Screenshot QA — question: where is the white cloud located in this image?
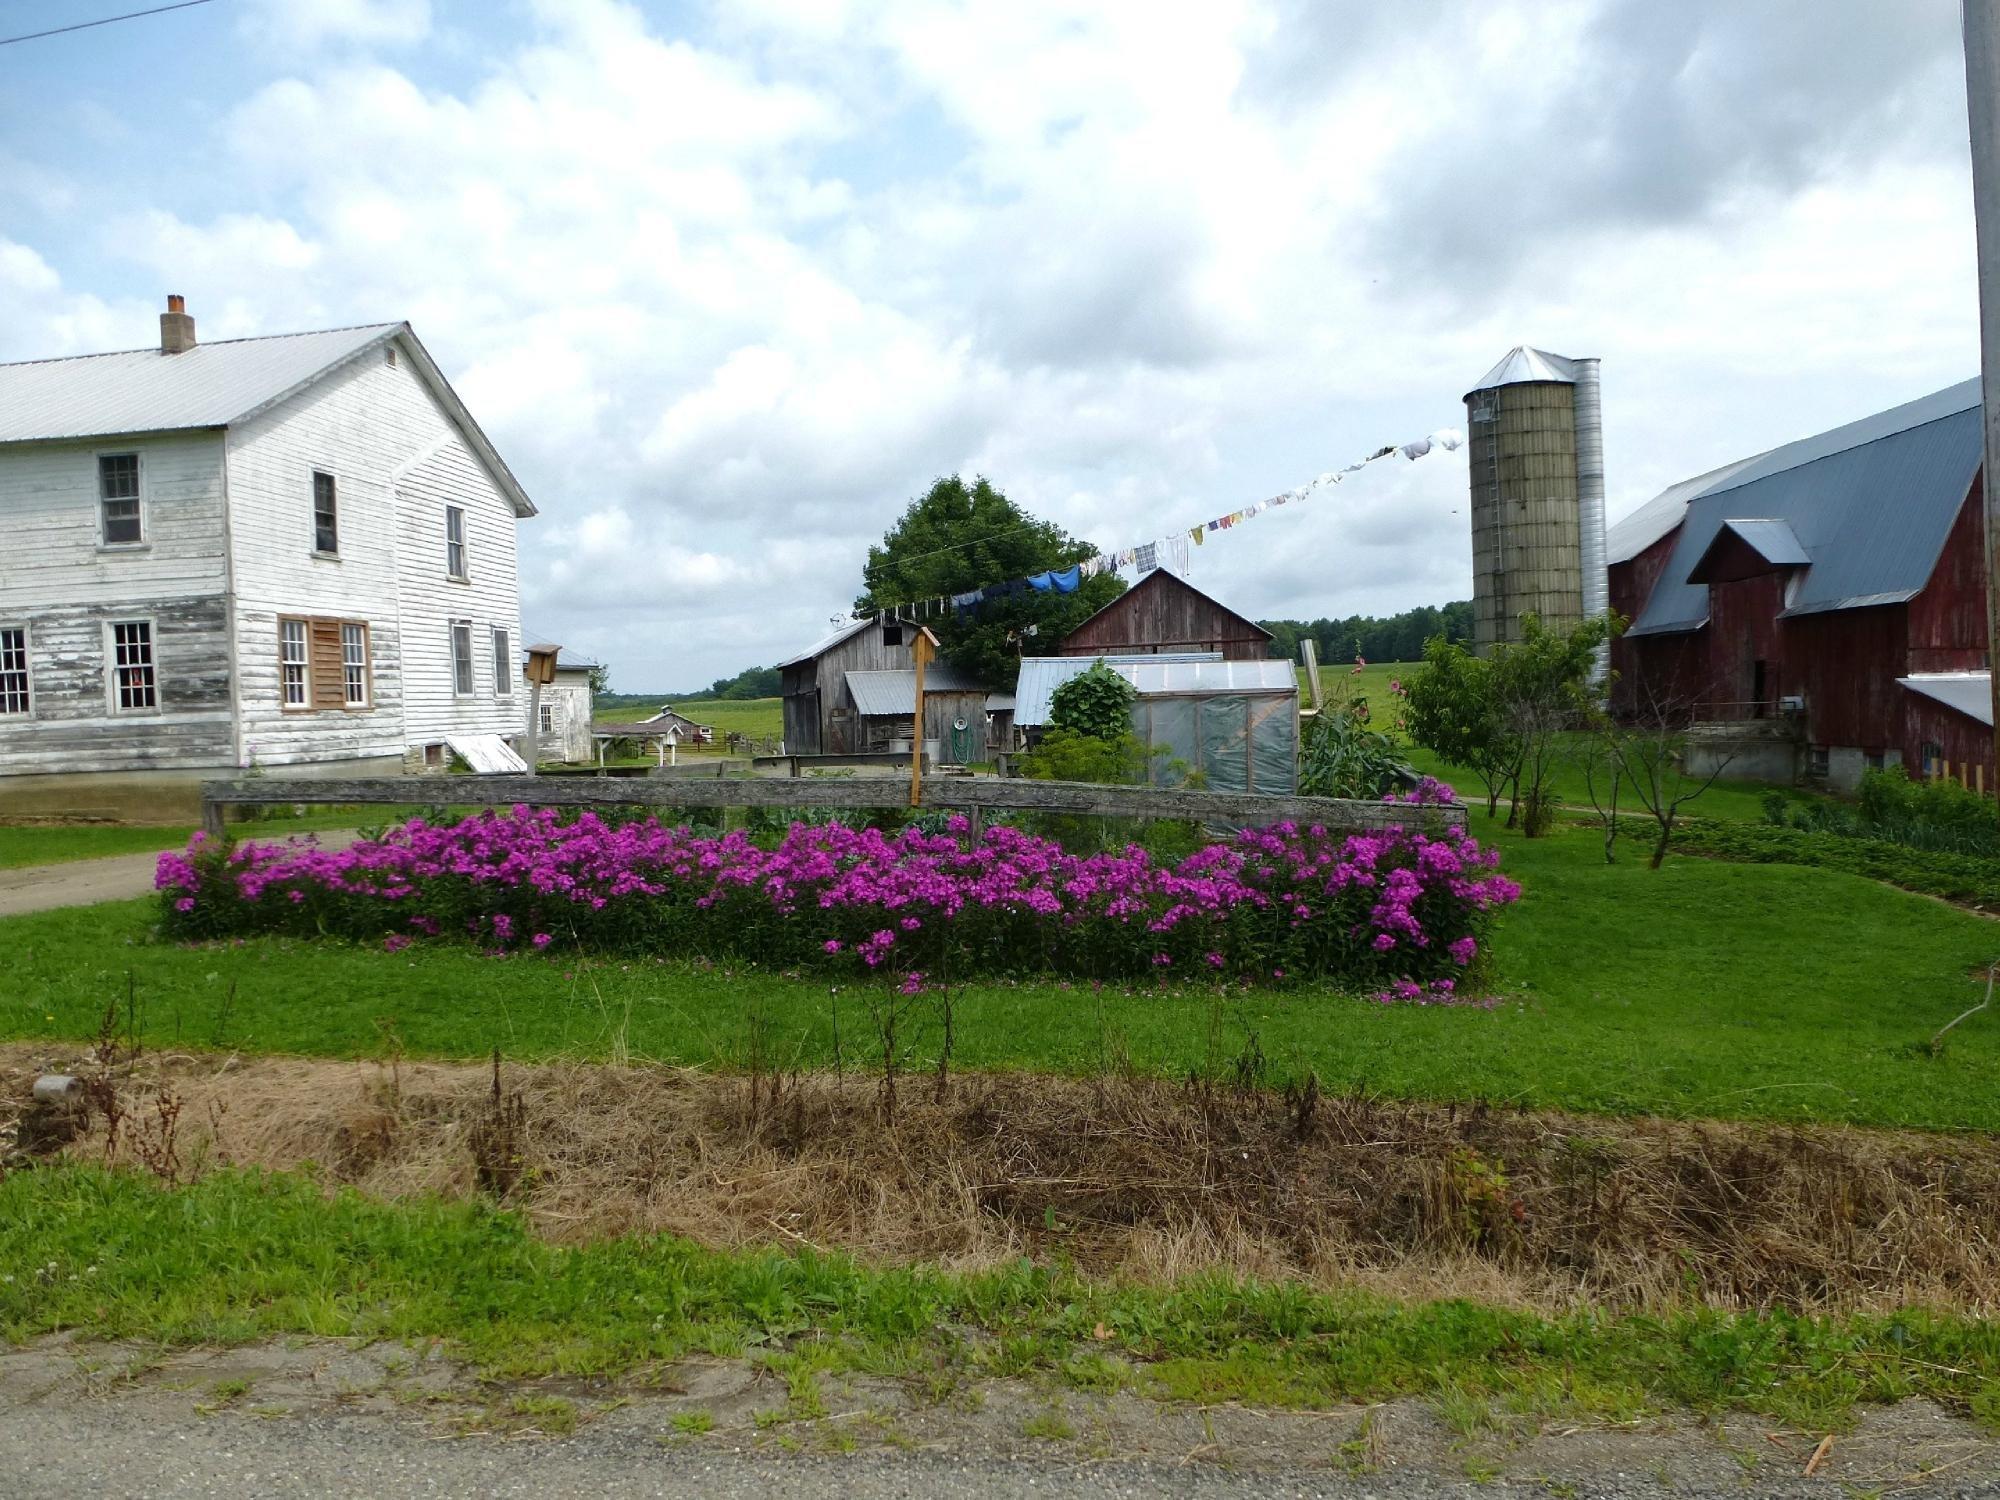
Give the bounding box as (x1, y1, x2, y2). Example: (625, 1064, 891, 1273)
(237, 0, 432, 52)
(6, 0, 1979, 686)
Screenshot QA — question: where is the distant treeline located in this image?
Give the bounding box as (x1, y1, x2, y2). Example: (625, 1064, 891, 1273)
(1259, 602, 1472, 666)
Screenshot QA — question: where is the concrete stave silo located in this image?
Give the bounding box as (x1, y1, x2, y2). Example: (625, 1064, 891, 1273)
(1463, 346, 1607, 655)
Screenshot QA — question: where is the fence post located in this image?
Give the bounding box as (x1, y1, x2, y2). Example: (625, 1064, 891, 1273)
(201, 792, 226, 841)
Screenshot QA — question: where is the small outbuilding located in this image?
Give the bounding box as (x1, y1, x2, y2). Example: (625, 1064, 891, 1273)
(522, 643, 599, 765)
(1057, 571, 1274, 660)
(777, 617, 989, 758)
(1012, 653, 1299, 794)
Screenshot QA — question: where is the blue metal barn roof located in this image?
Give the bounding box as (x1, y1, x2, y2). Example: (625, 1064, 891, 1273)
(1626, 379, 1982, 638)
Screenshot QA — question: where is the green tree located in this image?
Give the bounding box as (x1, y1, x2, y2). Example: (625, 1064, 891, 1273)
(1493, 614, 1617, 836)
(587, 663, 611, 695)
(1049, 660, 1137, 741)
(854, 476, 1124, 687)
(1403, 637, 1516, 819)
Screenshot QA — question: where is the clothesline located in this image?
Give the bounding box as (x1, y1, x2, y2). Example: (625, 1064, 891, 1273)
(855, 423, 1466, 623)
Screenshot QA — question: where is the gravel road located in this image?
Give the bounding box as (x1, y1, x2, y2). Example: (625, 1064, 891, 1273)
(0, 831, 361, 918)
(11, 1396, 1998, 1500)
(4, 1337, 1997, 1500)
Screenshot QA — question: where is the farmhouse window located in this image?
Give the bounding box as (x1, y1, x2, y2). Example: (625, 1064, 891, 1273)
(109, 621, 156, 711)
(539, 702, 554, 734)
(446, 505, 468, 580)
(450, 622, 475, 696)
(280, 616, 372, 710)
(491, 626, 512, 697)
(280, 619, 310, 707)
(312, 471, 339, 555)
(341, 623, 370, 707)
(99, 454, 143, 545)
(0, 627, 29, 715)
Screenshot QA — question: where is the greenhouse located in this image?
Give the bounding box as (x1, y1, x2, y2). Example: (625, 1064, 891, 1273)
(1011, 654, 1300, 794)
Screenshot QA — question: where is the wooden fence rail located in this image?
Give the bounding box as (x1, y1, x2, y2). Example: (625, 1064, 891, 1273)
(200, 775, 1464, 838)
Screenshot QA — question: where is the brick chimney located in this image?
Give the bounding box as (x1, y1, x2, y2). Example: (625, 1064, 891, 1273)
(159, 294, 196, 354)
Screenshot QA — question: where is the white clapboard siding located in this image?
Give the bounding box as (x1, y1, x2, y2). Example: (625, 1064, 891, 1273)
(0, 432, 235, 774)
(227, 342, 428, 768)
(393, 434, 526, 746)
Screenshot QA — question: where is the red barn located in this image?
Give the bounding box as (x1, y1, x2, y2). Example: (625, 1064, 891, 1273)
(1056, 571, 1273, 660)
(1608, 379, 1989, 791)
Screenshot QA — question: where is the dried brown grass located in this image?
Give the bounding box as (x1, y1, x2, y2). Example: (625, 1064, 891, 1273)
(6, 1041, 1999, 1315)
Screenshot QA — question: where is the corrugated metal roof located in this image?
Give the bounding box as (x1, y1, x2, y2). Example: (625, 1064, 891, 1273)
(0, 323, 402, 443)
(1692, 518, 1811, 575)
(844, 663, 983, 715)
(1899, 672, 1992, 727)
(1627, 380, 1982, 637)
(984, 692, 1016, 712)
(1607, 453, 1767, 564)
(1011, 653, 1303, 728)
(0, 318, 537, 518)
(1467, 345, 1586, 392)
(774, 618, 870, 670)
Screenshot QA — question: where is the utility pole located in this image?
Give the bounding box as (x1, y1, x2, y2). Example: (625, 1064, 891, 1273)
(1964, 0, 2000, 782)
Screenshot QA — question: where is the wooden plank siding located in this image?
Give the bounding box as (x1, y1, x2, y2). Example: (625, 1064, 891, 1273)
(227, 335, 523, 768)
(0, 431, 235, 775)
(782, 621, 947, 755)
(1057, 571, 1273, 660)
(1, 327, 531, 793)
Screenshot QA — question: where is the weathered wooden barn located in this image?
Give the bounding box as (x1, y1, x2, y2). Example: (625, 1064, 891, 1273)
(776, 618, 987, 758)
(0, 297, 535, 818)
(1608, 378, 1988, 789)
(1057, 571, 1273, 660)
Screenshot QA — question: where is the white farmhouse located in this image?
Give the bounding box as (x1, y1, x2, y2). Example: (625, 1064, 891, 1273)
(0, 297, 536, 819)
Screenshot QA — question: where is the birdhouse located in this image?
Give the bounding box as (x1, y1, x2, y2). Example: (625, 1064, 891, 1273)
(523, 644, 561, 686)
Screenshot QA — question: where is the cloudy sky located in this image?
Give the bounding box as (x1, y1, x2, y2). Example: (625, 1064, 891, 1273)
(0, 0, 1978, 688)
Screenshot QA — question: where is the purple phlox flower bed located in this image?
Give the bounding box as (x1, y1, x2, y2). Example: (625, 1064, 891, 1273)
(156, 810, 1518, 993)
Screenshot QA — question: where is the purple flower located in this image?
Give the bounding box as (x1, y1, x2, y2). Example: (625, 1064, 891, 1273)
(532, 932, 553, 949)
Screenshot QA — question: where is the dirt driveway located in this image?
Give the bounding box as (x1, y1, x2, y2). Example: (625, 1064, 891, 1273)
(0, 830, 361, 919)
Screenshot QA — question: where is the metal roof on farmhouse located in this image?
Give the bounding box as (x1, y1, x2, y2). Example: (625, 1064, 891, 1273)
(1625, 378, 1982, 638)
(0, 320, 536, 517)
(844, 664, 984, 716)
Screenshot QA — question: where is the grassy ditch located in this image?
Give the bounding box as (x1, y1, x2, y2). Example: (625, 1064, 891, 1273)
(11, 1044, 2000, 1314)
(5, 1161, 2000, 1431)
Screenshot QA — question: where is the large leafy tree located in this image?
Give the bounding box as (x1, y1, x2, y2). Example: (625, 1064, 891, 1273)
(854, 475, 1124, 686)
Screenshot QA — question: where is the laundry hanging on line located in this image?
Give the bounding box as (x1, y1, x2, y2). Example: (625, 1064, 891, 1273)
(860, 423, 1465, 623)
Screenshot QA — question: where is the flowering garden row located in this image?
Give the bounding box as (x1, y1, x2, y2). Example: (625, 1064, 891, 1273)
(156, 807, 1519, 992)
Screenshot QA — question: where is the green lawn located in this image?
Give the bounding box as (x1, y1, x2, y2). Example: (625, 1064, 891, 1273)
(0, 810, 375, 871)
(8, 1163, 1998, 1426)
(6, 818, 1998, 1131)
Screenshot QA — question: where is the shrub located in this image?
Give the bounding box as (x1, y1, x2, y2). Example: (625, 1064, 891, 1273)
(1049, 660, 1137, 741)
(157, 812, 1520, 993)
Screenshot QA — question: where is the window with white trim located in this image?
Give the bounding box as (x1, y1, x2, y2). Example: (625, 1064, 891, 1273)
(0, 627, 29, 715)
(312, 471, 339, 555)
(280, 619, 309, 707)
(491, 627, 512, 697)
(280, 615, 371, 710)
(110, 621, 156, 711)
(342, 623, 369, 707)
(446, 505, 468, 580)
(450, 622, 475, 696)
(539, 702, 555, 735)
(99, 454, 142, 545)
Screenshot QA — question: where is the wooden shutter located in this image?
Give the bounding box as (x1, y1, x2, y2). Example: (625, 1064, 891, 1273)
(309, 619, 345, 710)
